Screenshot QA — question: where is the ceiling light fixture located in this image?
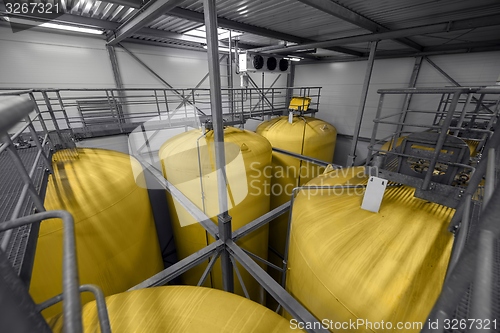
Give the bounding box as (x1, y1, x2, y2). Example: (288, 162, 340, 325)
(5, 17, 103, 34)
(203, 45, 231, 53)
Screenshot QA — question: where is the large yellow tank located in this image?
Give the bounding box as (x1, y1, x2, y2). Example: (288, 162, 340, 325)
(48, 286, 297, 332)
(256, 115, 337, 279)
(286, 167, 454, 332)
(159, 127, 272, 303)
(30, 148, 164, 318)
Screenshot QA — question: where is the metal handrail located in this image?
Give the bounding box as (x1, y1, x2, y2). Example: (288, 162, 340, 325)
(0, 211, 83, 333)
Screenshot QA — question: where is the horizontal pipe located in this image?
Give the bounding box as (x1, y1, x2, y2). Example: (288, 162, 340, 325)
(0, 96, 35, 137)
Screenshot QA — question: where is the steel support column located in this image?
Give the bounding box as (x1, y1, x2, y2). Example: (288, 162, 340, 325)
(106, 45, 127, 121)
(347, 41, 378, 166)
(394, 56, 423, 141)
(227, 31, 234, 114)
(285, 63, 296, 113)
(203, 0, 234, 293)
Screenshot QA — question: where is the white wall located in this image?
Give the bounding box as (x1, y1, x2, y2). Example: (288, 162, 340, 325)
(0, 25, 115, 89)
(0, 24, 235, 90)
(294, 51, 500, 165)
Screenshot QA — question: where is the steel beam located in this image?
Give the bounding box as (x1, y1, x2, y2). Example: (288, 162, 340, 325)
(168, 7, 363, 57)
(118, 44, 206, 115)
(296, 0, 422, 51)
(394, 56, 423, 139)
(129, 240, 223, 289)
(227, 241, 329, 333)
(298, 43, 500, 64)
(264, 14, 500, 54)
(106, 45, 127, 119)
(107, 0, 184, 45)
(232, 202, 291, 242)
(347, 41, 378, 166)
(424, 57, 495, 114)
(203, 0, 234, 293)
(273, 147, 341, 168)
(2, 12, 260, 50)
(285, 63, 296, 111)
(104, 0, 143, 9)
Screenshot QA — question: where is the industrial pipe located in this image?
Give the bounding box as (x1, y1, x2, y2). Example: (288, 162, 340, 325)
(0, 96, 35, 137)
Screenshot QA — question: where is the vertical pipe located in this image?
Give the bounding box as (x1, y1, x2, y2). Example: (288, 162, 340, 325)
(227, 30, 234, 115)
(470, 230, 495, 332)
(347, 40, 378, 166)
(203, 0, 234, 293)
(447, 147, 494, 325)
(483, 148, 496, 209)
(445, 194, 472, 281)
(286, 64, 295, 114)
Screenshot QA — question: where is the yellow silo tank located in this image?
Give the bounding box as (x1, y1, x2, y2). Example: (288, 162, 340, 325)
(286, 167, 454, 332)
(30, 148, 164, 318)
(48, 286, 297, 333)
(255, 115, 337, 277)
(159, 127, 272, 303)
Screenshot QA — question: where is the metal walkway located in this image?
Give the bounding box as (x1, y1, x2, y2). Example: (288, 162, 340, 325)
(0, 146, 51, 280)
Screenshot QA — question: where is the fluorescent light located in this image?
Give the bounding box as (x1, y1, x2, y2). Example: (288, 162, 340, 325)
(5, 17, 103, 34)
(203, 45, 231, 53)
(40, 22, 103, 34)
(285, 57, 302, 62)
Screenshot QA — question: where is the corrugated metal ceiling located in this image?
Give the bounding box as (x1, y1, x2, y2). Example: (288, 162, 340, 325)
(337, 0, 500, 29)
(2, 0, 500, 60)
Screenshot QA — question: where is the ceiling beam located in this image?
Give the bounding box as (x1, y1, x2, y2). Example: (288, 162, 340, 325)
(168, 7, 363, 57)
(104, 0, 143, 9)
(422, 40, 500, 52)
(266, 14, 500, 54)
(296, 0, 423, 51)
(299, 41, 500, 64)
(107, 0, 184, 45)
(2, 12, 258, 49)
